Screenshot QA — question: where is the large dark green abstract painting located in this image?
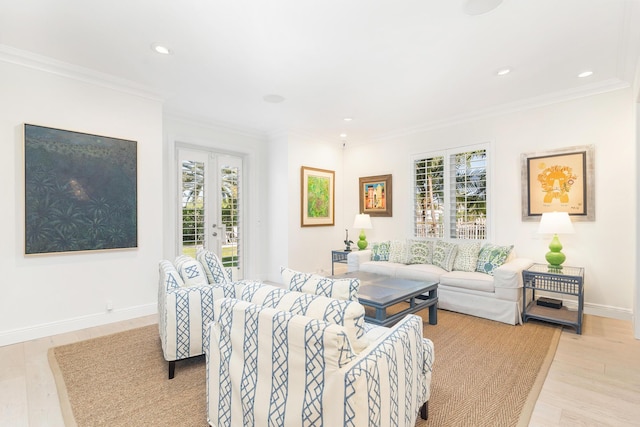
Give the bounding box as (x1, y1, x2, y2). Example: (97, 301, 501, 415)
(24, 124, 137, 254)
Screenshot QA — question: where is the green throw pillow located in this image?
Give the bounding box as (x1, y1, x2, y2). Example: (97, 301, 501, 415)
(453, 242, 481, 272)
(432, 240, 458, 272)
(370, 241, 391, 261)
(476, 244, 514, 275)
(389, 240, 410, 264)
(408, 239, 433, 264)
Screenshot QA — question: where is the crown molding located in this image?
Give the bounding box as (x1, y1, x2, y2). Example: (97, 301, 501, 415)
(0, 44, 162, 102)
(372, 78, 631, 142)
(163, 108, 268, 141)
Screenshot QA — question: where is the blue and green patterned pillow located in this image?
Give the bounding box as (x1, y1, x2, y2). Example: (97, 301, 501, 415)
(476, 244, 514, 275)
(370, 241, 391, 261)
(432, 240, 458, 272)
(453, 242, 482, 272)
(408, 239, 433, 264)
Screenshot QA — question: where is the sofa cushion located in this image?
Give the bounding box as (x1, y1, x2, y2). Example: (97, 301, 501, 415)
(240, 283, 369, 353)
(395, 263, 444, 283)
(453, 241, 482, 272)
(197, 248, 230, 284)
(432, 240, 458, 272)
(476, 244, 514, 276)
(389, 240, 410, 264)
(370, 241, 391, 261)
(359, 261, 403, 277)
(440, 271, 495, 293)
(408, 239, 433, 264)
(174, 255, 209, 287)
(280, 267, 360, 301)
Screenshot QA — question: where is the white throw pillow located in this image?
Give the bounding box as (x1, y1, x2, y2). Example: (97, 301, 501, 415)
(389, 239, 410, 264)
(174, 255, 209, 287)
(197, 248, 230, 284)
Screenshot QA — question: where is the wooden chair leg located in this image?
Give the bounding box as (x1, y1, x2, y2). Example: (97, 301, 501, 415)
(168, 361, 176, 379)
(420, 401, 428, 420)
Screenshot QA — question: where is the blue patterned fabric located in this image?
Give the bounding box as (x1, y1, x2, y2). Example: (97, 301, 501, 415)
(197, 248, 232, 283)
(242, 283, 369, 353)
(158, 258, 261, 365)
(206, 300, 433, 427)
(281, 266, 360, 301)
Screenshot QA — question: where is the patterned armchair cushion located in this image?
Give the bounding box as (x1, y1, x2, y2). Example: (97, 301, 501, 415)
(207, 302, 433, 427)
(159, 260, 185, 290)
(241, 282, 369, 353)
(197, 248, 231, 284)
(174, 255, 209, 287)
(280, 266, 360, 301)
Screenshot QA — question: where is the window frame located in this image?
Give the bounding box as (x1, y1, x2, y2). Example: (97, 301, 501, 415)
(412, 143, 491, 241)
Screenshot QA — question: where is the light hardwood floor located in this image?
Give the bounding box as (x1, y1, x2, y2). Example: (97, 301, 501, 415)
(1, 312, 638, 426)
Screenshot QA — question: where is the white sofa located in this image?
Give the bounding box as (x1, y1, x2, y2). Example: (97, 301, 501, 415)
(206, 282, 434, 427)
(347, 243, 533, 325)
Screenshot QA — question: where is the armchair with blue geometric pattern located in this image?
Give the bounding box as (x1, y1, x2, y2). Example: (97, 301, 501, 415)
(157, 250, 260, 379)
(206, 294, 434, 426)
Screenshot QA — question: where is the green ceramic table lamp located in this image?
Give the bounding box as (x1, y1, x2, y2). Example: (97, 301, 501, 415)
(353, 213, 373, 250)
(538, 211, 575, 268)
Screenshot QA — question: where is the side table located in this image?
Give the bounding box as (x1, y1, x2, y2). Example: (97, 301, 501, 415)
(331, 250, 351, 275)
(522, 263, 584, 334)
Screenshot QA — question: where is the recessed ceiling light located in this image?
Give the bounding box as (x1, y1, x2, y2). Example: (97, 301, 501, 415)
(463, 0, 503, 15)
(578, 70, 593, 78)
(263, 94, 285, 103)
(340, 133, 347, 138)
(496, 68, 511, 76)
(343, 117, 353, 122)
(152, 44, 171, 55)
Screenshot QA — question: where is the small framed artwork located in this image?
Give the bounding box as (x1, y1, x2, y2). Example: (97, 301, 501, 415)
(521, 145, 594, 221)
(24, 124, 138, 254)
(359, 174, 392, 217)
(301, 166, 335, 227)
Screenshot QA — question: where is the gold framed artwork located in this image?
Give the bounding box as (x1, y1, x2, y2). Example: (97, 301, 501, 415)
(359, 174, 392, 217)
(521, 145, 594, 221)
(300, 166, 335, 227)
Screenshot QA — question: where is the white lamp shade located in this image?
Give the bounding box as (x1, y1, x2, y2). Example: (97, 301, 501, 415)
(353, 213, 372, 229)
(538, 211, 575, 234)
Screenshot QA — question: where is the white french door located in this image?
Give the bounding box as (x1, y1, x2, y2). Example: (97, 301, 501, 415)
(178, 148, 243, 280)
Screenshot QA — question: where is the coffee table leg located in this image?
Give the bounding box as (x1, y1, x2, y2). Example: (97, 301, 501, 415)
(428, 304, 437, 325)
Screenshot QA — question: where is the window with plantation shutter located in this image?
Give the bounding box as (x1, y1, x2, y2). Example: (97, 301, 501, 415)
(413, 145, 488, 240)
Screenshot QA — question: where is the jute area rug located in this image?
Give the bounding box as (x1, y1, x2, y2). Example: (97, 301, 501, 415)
(48, 310, 560, 427)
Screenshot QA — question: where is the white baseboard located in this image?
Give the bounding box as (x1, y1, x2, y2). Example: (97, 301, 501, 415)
(561, 299, 633, 321)
(0, 303, 157, 347)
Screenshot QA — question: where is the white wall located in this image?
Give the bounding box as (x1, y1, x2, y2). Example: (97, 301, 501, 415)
(0, 58, 164, 346)
(281, 134, 346, 278)
(163, 115, 270, 280)
(338, 88, 636, 319)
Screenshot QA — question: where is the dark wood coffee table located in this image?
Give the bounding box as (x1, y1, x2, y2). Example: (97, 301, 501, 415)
(333, 271, 438, 327)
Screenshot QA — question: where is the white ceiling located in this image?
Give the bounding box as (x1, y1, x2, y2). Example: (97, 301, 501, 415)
(1, 0, 639, 144)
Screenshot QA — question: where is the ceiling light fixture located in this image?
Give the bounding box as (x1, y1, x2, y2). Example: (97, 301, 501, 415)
(263, 94, 285, 103)
(152, 44, 171, 55)
(463, 0, 503, 16)
(578, 70, 593, 78)
(496, 67, 511, 76)
(340, 133, 347, 138)
(343, 117, 353, 122)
